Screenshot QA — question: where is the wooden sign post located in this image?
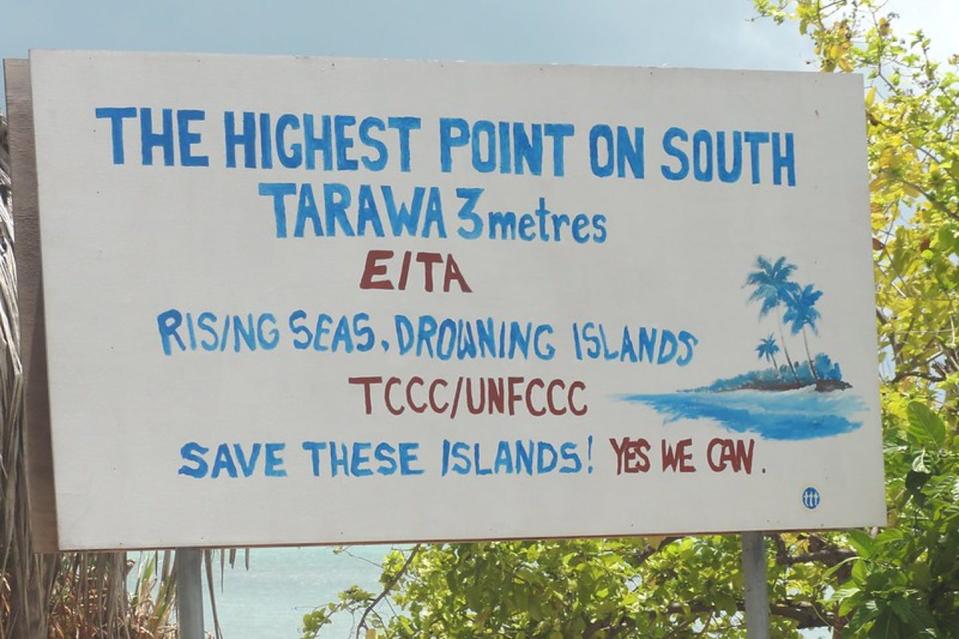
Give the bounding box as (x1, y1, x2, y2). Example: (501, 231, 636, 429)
(4, 58, 58, 553)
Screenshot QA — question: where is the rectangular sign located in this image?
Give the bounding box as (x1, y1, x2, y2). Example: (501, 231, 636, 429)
(25, 50, 884, 550)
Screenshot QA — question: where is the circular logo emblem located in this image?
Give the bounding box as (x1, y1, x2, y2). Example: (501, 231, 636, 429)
(802, 486, 821, 510)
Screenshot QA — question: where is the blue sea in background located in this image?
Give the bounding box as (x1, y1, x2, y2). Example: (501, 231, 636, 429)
(622, 389, 865, 440)
(149, 546, 391, 638)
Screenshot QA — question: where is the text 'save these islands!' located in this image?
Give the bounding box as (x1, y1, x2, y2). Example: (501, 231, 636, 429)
(22, 50, 884, 550)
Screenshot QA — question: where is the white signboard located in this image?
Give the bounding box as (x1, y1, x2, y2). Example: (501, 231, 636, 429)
(27, 50, 884, 550)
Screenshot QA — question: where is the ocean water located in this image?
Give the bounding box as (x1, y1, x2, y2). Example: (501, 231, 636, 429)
(165, 545, 392, 638)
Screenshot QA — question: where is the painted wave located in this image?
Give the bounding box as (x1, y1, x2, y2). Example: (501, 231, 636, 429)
(620, 389, 866, 440)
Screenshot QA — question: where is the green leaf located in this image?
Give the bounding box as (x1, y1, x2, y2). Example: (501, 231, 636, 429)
(847, 530, 876, 558)
(888, 597, 916, 623)
(851, 557, 868, 584)
(835, 586, 861, 616)
(907, 401, 945, 448)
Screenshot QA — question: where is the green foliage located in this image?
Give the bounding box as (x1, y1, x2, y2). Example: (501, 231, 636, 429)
(838, 401, 959, 636)
(306, 2, 958, 636)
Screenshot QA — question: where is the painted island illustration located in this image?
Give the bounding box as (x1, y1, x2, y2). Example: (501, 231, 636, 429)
(622, 256, 865, 441)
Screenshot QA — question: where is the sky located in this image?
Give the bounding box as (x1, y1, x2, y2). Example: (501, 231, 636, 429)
(0, 0, 811, 74)
(3, 1, 956, 106)
(1, 0, 811, 106)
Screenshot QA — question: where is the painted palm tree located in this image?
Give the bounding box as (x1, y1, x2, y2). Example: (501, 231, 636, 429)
(745, 256, 801, 381)
(783, 283, 823, 382)
(755, 334, 782, 377)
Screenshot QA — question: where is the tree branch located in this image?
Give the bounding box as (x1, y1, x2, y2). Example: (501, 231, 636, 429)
(779, 548, 857, 566)
(889, 369, 947, 384)
(662, 600, 839, 630)
(355, 545, 421, 639)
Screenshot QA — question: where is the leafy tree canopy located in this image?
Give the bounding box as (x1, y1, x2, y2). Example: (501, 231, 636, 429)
(305, 2, 958, 636)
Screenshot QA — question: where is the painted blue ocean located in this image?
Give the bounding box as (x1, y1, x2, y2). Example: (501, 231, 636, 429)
(621, 389, 866, 440)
